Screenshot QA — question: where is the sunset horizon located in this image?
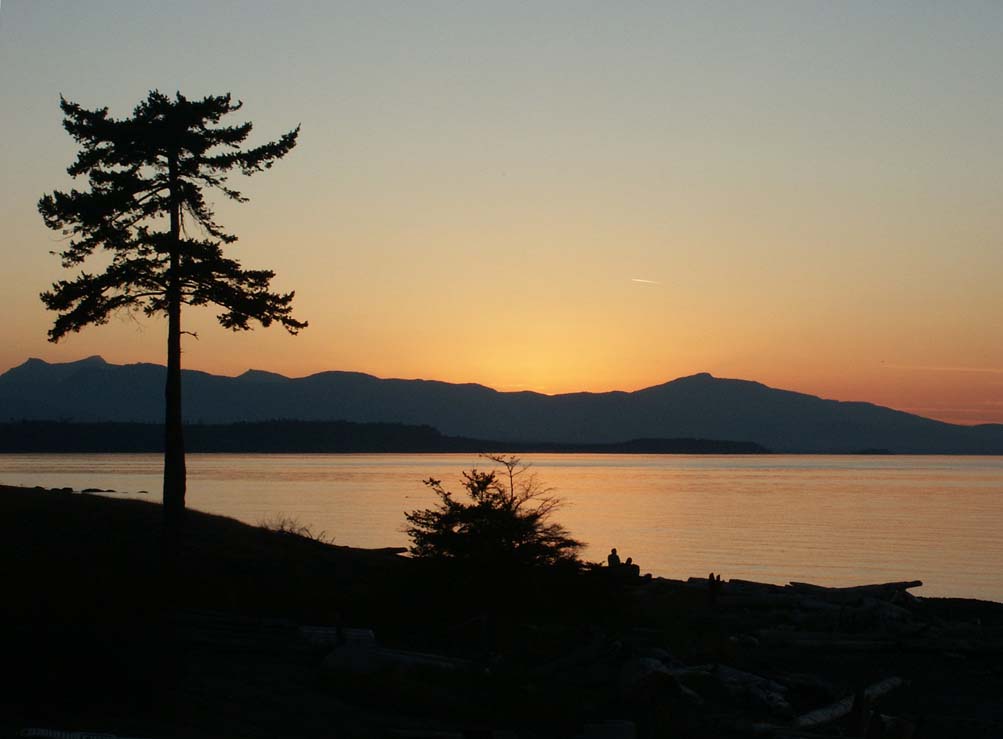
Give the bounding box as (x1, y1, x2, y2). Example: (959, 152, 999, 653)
(4, 350, 1001, 428)
(4, 3, 1001, 431)
(3, 4, 1003, 733)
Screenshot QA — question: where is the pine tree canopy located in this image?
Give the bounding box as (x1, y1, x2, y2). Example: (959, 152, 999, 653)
(405, 455, 584, 569)
(38, 90, 306, 341)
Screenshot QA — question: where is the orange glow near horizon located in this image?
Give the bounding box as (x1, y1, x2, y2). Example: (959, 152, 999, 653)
(7, 317, 1001, 427)
(2, 4, 1001, 427)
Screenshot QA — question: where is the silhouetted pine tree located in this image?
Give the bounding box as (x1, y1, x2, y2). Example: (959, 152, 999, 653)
(405, 455, 583, 569)
(38, 91, 306, 531)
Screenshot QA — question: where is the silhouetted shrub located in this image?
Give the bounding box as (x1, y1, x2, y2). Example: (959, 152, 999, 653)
(404, 454, 583, 569)
(260, 514, 331, 544)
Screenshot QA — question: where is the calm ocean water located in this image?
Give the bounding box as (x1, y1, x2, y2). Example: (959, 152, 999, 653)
(3, 453, 1001, 601)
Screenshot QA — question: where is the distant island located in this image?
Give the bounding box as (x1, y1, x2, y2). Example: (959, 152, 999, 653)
(0, 420, 767, 455)
(2, 356, 1002, 454)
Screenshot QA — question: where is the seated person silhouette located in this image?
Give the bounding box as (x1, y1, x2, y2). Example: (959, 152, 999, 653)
(625, 556, 641, 577)
(607, 547, 621, 568)
(708, 572, 723, 605)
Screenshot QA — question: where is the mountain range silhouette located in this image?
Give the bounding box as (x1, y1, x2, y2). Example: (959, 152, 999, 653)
(2, 356, 1001, 453)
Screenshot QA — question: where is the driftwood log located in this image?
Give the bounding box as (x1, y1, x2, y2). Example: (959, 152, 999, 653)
(750, 676, 905, 735)
(792, 675, 905, 728)
(787, 581, 922, 603)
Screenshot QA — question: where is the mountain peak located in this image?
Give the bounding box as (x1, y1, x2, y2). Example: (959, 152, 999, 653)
(639, 372, 718, 392)
(678, 372, 715, 382)
(9, 355, 106, 373)
(2, 355, 110, 387)
(238, 369, 289, 383)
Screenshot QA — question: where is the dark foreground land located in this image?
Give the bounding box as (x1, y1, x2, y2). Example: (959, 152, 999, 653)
(3, 485, 1002, 739)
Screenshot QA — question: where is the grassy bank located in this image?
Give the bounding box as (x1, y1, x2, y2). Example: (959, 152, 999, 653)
(3, 484, 1002, 738)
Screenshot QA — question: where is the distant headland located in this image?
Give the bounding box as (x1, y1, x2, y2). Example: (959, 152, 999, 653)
(0, 419, 767, 455)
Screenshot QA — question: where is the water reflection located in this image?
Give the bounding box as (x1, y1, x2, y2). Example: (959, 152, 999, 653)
(1, 453, 1001, 599)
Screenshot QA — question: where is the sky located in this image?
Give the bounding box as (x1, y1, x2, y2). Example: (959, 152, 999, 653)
(1, 2, 1001, 424)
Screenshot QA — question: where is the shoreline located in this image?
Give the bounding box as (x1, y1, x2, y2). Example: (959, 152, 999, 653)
(5, 483, 1002, 608)
(5, 477, 1003, 603)
(4, 483, 1003, 737)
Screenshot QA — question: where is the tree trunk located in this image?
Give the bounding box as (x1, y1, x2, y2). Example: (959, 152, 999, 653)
(163, 151, 186, 533)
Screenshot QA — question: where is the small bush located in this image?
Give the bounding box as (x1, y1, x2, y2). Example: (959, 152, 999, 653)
(404, 454, 583, 569)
